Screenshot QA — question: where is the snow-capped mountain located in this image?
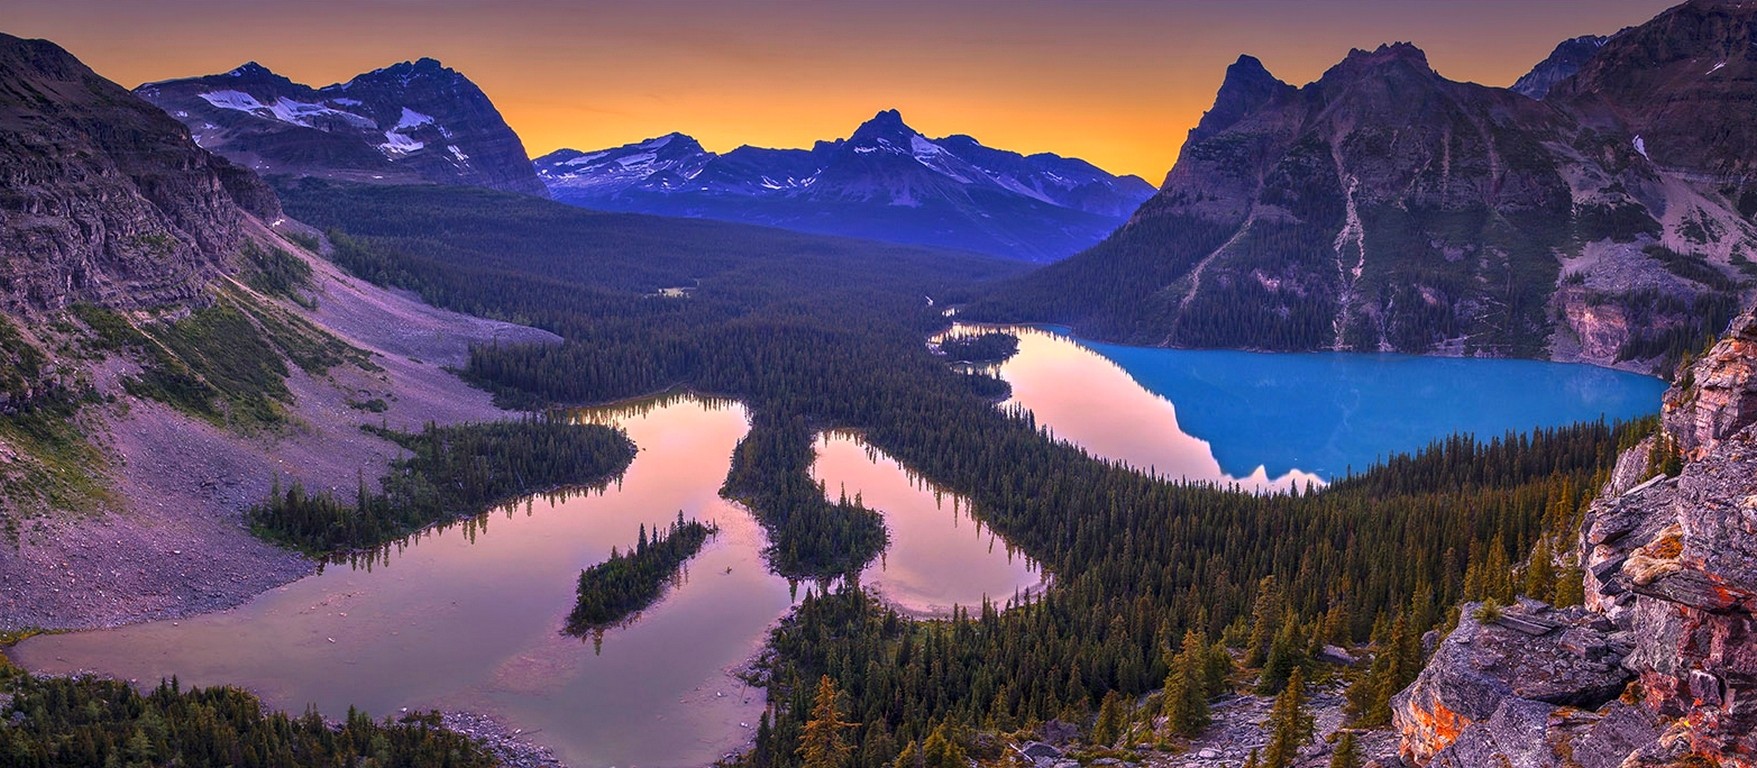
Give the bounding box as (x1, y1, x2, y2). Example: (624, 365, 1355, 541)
(534, 110, 1155, 261)
(134, 59, 546, 196)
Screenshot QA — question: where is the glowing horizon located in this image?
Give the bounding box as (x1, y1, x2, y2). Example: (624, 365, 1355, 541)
(4, 0, 1675, 182)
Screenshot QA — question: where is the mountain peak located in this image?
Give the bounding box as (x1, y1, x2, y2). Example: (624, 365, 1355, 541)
(860, 108, 911, 132)
(1510, 34, 1611, 100)
(639, 132, 706, 155)
(1228, 54, 1274, 80)
(354, 57, 461, 87)
(870, 108, 904, 123)
(1188, 53, 1293, 144)
(226, 61, 275, 78)
(1319, 42, 1436, 86)
(1344, 42, 1430, 68)
(847, 108, 921, 147)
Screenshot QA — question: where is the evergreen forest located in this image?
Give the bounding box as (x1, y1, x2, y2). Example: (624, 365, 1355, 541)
(272, 182, 1641, 767)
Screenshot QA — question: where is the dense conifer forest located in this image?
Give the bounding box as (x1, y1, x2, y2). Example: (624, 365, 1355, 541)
(277, 182, 1638, 767)
(0, 662, 495, 768)
(250, 418, 635, 558)
(935, 331, 1019, 364)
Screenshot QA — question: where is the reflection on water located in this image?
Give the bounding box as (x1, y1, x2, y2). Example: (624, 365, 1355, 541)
(954, 324, 1667, 486)
(959, 326, 1323, 491)
(811, 432, 1044, 616)
(17, 395, 795, 768)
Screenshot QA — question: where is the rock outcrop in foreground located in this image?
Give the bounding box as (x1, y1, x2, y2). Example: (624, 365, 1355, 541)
(1395, 306, 1757, 767)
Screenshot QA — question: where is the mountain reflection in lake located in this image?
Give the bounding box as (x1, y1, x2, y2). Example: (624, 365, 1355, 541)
(812, 431, 1044, 617)
(18, 395, 792, 768)
(953, 324, 1667, 488)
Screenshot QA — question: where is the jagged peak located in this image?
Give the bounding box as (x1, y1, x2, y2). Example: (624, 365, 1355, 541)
(340, 56, 465, 90)
(866, 108, 906, 127)
(1225, 54, 1280, 85)
(1313, 41, 1440, 90)
(1186, 53, 1294, 145)
(1340, 42, 1431, 70)
(846, 108, 923, 147)
(381, 56, 452, 74)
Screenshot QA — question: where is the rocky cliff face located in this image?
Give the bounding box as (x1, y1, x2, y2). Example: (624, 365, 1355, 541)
(1663, 308, 1757, 459)
(1510, 35, 1612, 100)
(134, 58, 546, 197)
(1396, 306, 1757, 767)
(1554, 0, 1757, 186)
(0, 33, 276, 315)
(970, 1, 1757, 374)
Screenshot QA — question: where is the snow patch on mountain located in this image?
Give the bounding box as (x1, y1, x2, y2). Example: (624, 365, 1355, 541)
(380, 130, 424, 156)
(198, 90, 374, 129)
(395, 107, 435, 130)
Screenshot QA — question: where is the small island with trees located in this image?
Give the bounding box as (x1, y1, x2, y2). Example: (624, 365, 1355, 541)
(566, 513, 718, 635)
(936, 331, 1020, 364)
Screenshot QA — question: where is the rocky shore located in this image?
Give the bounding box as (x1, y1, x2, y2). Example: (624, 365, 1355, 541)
(441, 711, 566, 768)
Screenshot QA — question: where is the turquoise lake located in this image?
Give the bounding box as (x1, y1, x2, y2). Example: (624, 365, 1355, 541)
(965, 325, 1670, 486)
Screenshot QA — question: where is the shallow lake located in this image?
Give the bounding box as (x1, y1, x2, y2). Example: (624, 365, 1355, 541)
(959, 324, 1669, 490)
(814, 431, 1044, 616)
(16, 394, 1039, 768)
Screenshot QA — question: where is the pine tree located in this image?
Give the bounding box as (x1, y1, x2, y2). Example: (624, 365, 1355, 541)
(1551, 565, 1586, 607)
(1245, 577, 1283, 667)
(1205, 640, 1233, 697)
(1262, 667, 1313, 768)
(1522, 537, 1556, 600)
(1329, 731, 1360, 768)
(1090, 690, 1126, 747)
(892, 740, 921, 768)
(1257, 619, 1306, 695)
(1162, 630, 1210, 737)
(797, 675, 857, 768)
(921, 721, 966, 768)
(754, 711, 775, 768)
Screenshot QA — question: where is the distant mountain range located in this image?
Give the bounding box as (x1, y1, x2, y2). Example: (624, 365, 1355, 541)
(133, 58, 546, 196)
(534, 110, 1155, 261)
(968, 0, 1757, 373)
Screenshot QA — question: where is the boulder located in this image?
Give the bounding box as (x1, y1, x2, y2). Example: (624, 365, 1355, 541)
(1316, 644, 1360, 666)
(1391, 602, 1630, 764)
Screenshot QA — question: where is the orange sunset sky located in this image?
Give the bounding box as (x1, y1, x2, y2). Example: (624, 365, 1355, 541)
(5, 0, 1677, 182)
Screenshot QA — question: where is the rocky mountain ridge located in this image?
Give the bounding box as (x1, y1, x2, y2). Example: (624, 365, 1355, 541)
(0, 32, 277, 316)
(1509, 35, 1613, 99)
(535, 110, 1156, 261)
(134, 58, 546, 196)
(1391, 305, 1757, 767)
(0, 33, 553, 630)
(968, 0, 1757, 374)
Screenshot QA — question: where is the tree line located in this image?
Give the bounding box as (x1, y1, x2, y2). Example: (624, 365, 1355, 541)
(0, 667, 495, 768)
(278, 181, 1639, 767)
(250, 417, 634, 558)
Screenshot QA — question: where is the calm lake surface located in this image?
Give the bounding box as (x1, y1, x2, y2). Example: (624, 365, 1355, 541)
(17, 394, 1037, 768)
(962, 324, 1669, 489)
(815, 432, 1043, 615)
